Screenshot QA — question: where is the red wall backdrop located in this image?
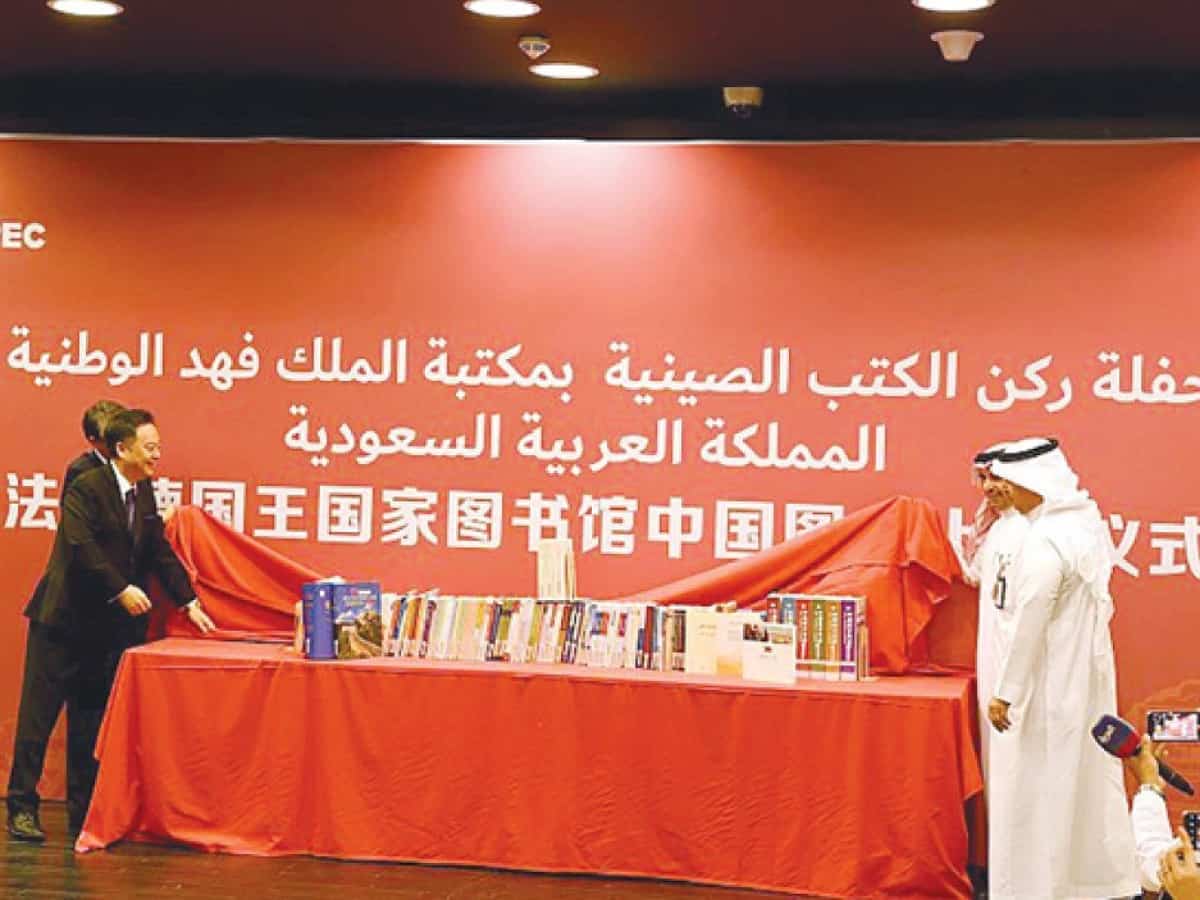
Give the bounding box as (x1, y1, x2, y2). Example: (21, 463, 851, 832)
(1, 139, 1197, 799)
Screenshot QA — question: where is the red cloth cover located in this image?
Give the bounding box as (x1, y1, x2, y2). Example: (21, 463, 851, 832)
(627, 495, 962, 674)
(147, 506, 316, 640)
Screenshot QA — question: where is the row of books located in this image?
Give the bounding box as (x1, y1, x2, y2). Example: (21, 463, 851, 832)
(384, 594, 803, 685)
(384, 595, 646, 667)
(299, 581, 870, 684)
(764, 593, 868, 681)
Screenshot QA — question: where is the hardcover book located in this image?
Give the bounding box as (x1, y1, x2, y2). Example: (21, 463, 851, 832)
(809, 597, 826, 679)
(301, 581, 336, 660)
(840, 596, 863, 681)
(333, 581, 382, 659)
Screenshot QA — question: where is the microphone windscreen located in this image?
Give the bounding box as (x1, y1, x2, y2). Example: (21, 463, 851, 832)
(1092, 713, 1141, 759)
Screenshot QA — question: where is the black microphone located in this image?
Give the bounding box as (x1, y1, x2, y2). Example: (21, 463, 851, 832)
(1091, 713, 1195, 796)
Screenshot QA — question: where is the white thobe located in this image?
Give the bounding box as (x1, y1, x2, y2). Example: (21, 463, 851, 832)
(966, 509, 1030, 783)
(989, 506, 1139, 900)
(1130, 789, 1175, 893)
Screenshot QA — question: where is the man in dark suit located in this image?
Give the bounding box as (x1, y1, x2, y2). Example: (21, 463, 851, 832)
(6, 408, 216, 841)
(60, 400, 125, 502)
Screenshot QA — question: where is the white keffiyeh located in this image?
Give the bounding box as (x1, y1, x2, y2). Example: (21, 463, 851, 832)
(991, 437, 1116, 630)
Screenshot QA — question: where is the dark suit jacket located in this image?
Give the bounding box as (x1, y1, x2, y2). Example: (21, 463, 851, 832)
(25, 463, 195, 635)
(59, 450, 105, 505)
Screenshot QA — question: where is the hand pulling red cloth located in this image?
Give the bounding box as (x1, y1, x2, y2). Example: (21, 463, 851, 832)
(146, 506, 320, 640)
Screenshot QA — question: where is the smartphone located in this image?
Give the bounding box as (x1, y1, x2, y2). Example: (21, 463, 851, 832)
(1148, 710, 1200, 742)
(1184, 811, 1200, 851)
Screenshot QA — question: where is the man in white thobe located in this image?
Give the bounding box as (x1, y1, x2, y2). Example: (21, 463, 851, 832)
(961, 443, 1030, 783)
(985, 437, 1138, 900)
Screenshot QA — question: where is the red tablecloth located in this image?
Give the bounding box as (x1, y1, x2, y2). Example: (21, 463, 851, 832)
(78, 639, 982, 899)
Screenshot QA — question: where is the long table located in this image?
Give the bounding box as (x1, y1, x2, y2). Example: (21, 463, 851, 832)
(77, 638, 982, 899)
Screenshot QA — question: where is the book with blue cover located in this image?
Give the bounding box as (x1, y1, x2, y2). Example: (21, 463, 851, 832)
(301, 581, 336, 660)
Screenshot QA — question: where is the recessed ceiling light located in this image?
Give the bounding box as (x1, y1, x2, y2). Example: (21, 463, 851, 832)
(912, 0, 995, 11)
(530, 63, 599, 80)
(47, 0, 124, 15)
(463, 0, 541, 18)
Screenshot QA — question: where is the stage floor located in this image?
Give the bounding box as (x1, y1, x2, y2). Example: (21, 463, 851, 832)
(10, 803, 834, 899)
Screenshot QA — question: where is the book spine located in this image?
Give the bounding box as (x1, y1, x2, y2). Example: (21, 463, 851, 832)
(577, 601, 594, 665)
(649, 607, 662, 671)
(301, 583, 335, 660)
(330, 583, 349, 660)
(300, 584, 315, 658)
(553, 603, 570, 663)
(447, 597, 464, 660)
(673, 609, 687, 671)
(426, 596, 441, 659)
(536, 603, 552, 663)
(574, 601, 590, 665)
(570, 601, 589, 665)
(795, 598, 811, 678)
(381, 595, 399, 657)
(857, 619, 871, 680)
(433, 596, 452, 659)
(472, 599, 488, 661)
(662, 610, 672, 671)
(840, 597, 858, 681)
(528, 601, 545, 664)
(427, 596, 443, 659)
(446, 596, 461, 660)
(613, 610, 625, 669)
(506, 599, 521, 663)
(470, 600, 484, 662)
(647, 604, 658, 669)
(507, 598, 523, 664)
(810, 598, 825, 679)
(497, 599, 515, 662)
(484, 599, 500, 661)
(825, 599, 841, 682)
(598, 607, 611, 667)
(519, 598, 536, 663)
(589, 608, 605, 668)
(402, 595, 419, 657)
(626, 607, 641, 670)
(657, 609, 669, 672)
(636, 605, 647, 670)
(420, 597, 437, 659)
(560, 602, 577, 663)
(606, 608, 618, 668)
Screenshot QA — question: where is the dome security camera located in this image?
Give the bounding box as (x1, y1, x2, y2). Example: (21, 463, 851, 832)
(722, 86, 764, 118)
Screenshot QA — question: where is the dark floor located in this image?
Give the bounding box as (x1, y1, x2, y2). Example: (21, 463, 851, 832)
(2, 803, 811, 899)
